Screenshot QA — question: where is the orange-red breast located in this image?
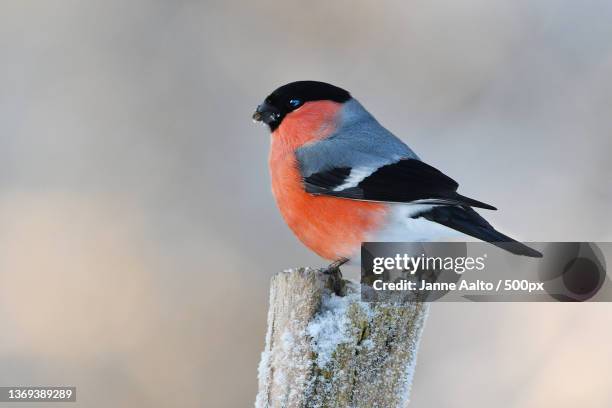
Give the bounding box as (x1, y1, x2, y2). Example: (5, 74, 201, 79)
(253, 81, 541, 265)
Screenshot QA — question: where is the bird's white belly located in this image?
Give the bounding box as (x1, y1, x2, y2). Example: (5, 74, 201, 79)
(346, 203, 461, 265)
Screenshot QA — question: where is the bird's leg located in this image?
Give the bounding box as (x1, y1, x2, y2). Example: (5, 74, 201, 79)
(321, 257, 349, 296)
(323, 257, 349, 275)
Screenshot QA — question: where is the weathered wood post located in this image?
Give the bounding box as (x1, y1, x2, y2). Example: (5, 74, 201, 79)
(255, 268, 428, 408)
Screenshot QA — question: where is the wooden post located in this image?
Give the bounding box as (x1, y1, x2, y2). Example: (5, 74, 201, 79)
(255, 268, 428, 408)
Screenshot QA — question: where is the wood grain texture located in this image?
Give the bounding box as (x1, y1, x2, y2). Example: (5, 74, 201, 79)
(256, 268, 428, 408)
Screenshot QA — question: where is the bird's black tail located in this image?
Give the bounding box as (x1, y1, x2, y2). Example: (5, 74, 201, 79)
(419, 206, 542, 258)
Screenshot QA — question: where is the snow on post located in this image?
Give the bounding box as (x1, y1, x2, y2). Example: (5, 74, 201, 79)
(255, 268, 428, 408)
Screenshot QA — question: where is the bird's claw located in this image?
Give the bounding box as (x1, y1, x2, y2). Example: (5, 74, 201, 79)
(322, 257, 349, 275)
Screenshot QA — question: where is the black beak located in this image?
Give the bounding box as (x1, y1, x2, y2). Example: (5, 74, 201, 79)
(252, 101, 281, 127)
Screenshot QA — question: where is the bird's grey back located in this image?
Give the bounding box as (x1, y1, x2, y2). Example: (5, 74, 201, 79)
(296, 98, 418, 177)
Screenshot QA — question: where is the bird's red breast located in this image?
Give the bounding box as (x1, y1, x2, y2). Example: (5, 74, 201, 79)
(269, 100, 388, 260)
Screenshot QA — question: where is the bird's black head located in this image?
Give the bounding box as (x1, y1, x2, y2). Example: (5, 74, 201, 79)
(252, 81, 351, 131)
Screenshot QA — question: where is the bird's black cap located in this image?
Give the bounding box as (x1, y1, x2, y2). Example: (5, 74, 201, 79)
(253, 81, 351, 131)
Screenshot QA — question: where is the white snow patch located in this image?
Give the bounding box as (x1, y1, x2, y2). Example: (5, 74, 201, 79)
(306, 283, 369, 367)
(255, 327, 272, 408)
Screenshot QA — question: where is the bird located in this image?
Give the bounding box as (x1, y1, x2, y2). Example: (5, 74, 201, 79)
(252, 80, 541, 271)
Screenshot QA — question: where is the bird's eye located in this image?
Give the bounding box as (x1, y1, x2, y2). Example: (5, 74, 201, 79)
(288, 99, 301, 108)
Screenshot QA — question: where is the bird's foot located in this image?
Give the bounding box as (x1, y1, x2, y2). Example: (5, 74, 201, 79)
(321, 258, 348, 295)
(322, 257, 349, 275)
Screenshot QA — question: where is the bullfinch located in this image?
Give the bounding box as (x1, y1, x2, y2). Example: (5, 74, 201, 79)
(252, 81, 541, 270)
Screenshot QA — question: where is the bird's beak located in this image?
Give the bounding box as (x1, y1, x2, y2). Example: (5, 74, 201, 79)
(252, 102, 269, 123)
(252, 110, 263, 122)
(252, 101, 281, 127)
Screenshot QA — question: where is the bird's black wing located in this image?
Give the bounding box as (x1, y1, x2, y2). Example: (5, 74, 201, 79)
(302, 158, 496, 210)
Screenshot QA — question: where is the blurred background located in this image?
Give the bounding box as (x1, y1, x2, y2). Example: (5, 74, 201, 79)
(1, 1, 611, 407)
